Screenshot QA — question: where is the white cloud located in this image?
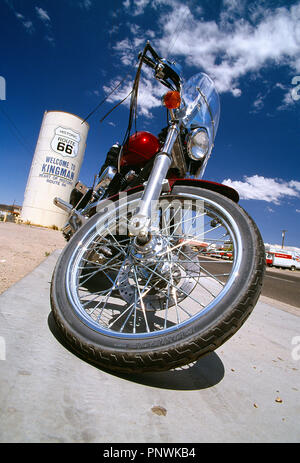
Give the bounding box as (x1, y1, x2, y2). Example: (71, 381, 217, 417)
(113, 36, 148, 66)
(15, 12, 34, 33)
(290, 180, 300, 191)
(34, 6, 55, 44)
(231, 87, 242, 97)
(79, 0, 93, 9)
(45, 35, 55, 46)
(131, 0, 151, 15)
(275, 82, 286, 91)
(223, 175, 300, 204)
(153, 1, 300, 100)
(103, 71, 162, 118)
(128, 23, 140, 35)
(35, 7, 51, 23)
(251, 81, 298, 112)
(123, 0, 168, 16)
(252, 94, 265, 112)
(110, 1, 300, 114)
(113, 38, 136, 66)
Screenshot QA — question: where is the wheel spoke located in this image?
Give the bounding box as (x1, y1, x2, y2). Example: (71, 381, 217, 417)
(176, 246, 227, 287)
(132, 266, 150, 333)
(69, 193, 242, 337)
(137, 258, 208, 307)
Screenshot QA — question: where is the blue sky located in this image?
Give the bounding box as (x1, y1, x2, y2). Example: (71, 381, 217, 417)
(0, 0, 300, 248)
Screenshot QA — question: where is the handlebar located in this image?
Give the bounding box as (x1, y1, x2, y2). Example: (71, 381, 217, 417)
(138, 42, 181, 92)
(139, 54, 157, 70)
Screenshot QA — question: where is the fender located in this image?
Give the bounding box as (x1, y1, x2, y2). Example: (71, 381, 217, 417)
(88, 178, 239, 216)
(118, 178, 239, 203)
(168, 178, 239, 203)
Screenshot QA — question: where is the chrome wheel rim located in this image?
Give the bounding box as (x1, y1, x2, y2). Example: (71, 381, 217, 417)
(66, 193, 243, 338)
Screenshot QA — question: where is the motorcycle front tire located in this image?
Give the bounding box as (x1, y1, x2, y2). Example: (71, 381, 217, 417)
(50, 186, 265, 373)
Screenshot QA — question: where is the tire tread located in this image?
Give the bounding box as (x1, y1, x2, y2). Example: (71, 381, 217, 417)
(50, 191, 266, 373)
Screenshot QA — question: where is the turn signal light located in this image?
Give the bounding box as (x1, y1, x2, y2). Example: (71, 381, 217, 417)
(162, 91, 181, 109)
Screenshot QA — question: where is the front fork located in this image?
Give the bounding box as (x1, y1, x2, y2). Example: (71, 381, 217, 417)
(128, 122, 179, 243)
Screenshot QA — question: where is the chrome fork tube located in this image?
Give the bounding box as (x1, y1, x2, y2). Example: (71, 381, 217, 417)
(129, 122, 179, 239)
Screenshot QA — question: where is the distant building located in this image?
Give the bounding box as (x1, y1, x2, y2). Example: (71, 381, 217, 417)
(0, 203, 22, 222)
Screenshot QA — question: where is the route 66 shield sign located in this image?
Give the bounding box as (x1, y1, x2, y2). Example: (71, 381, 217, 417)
(51, 126, 81, 158)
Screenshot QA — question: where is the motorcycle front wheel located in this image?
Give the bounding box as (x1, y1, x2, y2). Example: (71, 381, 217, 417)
(51, 186, 265, 372)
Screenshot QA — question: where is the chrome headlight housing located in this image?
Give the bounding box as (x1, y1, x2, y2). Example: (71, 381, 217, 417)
(187, 128, 210, 161)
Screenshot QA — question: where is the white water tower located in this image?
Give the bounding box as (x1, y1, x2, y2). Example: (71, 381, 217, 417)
(21, 111, 89, 228)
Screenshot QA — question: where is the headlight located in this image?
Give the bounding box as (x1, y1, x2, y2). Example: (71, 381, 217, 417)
(187, 128, 209, 161)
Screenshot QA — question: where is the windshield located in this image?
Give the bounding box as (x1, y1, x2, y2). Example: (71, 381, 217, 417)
(178, 72, 220, 145)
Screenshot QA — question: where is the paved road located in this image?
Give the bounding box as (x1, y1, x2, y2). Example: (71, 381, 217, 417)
(263, 268, 300, 308)
(0, 250, 299, 443)
(200, 258, 300, 309)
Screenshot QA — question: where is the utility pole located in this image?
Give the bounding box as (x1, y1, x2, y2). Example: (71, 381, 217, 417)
(281, 230, 287, 249)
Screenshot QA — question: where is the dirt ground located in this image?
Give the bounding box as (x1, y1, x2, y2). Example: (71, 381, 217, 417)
(0, 222, 66, 294)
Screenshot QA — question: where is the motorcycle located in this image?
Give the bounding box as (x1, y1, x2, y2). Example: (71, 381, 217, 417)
(51, 42, 265, 373)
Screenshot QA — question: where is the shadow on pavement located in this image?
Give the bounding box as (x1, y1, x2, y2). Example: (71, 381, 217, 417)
(48, 312, 224, 391)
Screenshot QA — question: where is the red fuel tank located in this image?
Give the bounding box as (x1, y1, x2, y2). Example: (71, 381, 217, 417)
(120, 131, 160, 167)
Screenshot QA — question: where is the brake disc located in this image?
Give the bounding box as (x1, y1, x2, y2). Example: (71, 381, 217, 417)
(118, 244, 200, 311)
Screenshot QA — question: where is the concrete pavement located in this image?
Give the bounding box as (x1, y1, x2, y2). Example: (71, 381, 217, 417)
(0, 250, 299, 443)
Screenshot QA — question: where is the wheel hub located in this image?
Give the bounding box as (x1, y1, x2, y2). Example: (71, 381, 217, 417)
(117, 236, 201, 311)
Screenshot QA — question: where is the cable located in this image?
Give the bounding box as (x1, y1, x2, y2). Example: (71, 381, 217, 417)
(81, 72, 132, 125)
(121, 49, 145, 146)
(166, 4, 191, 59)
(99, 90, 133, 123)
(0, 106, 33, 154)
